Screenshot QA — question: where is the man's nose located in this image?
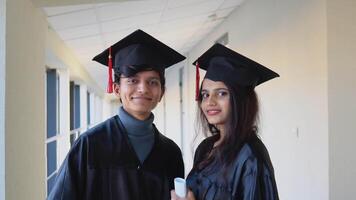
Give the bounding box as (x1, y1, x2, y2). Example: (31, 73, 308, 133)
(137, 82, 149, 93)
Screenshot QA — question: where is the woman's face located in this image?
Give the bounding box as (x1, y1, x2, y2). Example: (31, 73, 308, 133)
(200, 79, 231, 126)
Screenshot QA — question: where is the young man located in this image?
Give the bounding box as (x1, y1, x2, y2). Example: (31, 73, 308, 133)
(48, 29, 185, 200)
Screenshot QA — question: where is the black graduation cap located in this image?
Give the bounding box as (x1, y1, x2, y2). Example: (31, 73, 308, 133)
(193, 43, 279, 100)
(93, 29, 186, 93)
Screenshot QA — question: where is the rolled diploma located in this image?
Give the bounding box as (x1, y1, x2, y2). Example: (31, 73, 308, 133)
(174, 177, 187, 198)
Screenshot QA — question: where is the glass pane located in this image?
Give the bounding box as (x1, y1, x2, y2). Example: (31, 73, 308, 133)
(47, 173, 57, 196)
(47, 141, 57, 176)
(87, 92, 90, 126)
(47, 69, 57, 138)
(74, 85, 81, 129)
(70, 82, 81, 130)
(70, 82, 73, 130)
(56, 75, 60, 134)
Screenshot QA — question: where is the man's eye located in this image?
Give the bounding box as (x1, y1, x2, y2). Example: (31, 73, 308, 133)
(127, 79, 138, 84)
(148, 80, 160, 86)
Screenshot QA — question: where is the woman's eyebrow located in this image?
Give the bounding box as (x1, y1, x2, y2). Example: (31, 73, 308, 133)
(214, 88, 228, 91)
(202, 88, 228, 92)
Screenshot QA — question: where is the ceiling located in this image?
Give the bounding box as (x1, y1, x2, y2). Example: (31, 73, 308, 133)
(41, 0, 245, 90)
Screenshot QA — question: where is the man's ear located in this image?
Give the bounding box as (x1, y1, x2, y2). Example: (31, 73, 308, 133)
(113, 83, 120, 97)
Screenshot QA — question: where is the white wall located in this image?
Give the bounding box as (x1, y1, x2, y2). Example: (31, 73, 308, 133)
(89, 93, 96, 127)
(327, 0, 356, 199)
(57, 69, 70, 166)
(80, 84, 88, 131)
(94, 95, 103, 124)
(5, 0, 47, 199)
(0, 0, 6, 199)
(177, 0, 329, 199)
(4, 0, 107, 198)
(151, 60, 199, 174)
(153, 61, 195, 174)
(152, 95, 165, 133)
(164, 65, 183, 148)
(102, 97, 117, 120)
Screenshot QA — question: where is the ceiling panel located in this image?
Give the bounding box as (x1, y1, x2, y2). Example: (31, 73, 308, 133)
(220, 0, 245, 9)
(102, 28, 139, 46)
(44, 4, 94, 16)
(57, 24, 101, 40)
(215, 7, 235, 18)
(66, 35, 103, 53)
(43, 0, 246, 91)
(166, 0, 204, 9)
(96, 0, 164, 22)
(101, 12, 161, 34)
(47, 9, 98, 30)
(161, 0, 224, 22)
(158, 13, 208, 31)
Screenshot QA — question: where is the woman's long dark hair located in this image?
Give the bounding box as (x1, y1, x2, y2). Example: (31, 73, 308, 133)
(196, 82, 259, 171)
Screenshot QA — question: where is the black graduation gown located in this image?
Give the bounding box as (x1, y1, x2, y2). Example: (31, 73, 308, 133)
(48, 115, 184, 200)
(187, 135, 279, 200)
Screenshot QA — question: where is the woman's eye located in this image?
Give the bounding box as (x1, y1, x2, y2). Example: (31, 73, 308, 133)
(201, 93, 209, 99)
(218, 91, 228, 97)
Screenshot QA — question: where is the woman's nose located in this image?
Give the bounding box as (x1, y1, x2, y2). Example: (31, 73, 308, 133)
(206, 95, 217, 106)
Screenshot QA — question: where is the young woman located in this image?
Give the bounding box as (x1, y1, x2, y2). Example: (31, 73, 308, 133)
(172, 43, 279, 200)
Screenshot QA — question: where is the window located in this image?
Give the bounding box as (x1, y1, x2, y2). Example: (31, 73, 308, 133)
(46, 69, 60, 195)
(46, 141, 57, 194)
(70, 81, 81, 146)
(87, 91, 90, 127)
(45, 69, 101, 196)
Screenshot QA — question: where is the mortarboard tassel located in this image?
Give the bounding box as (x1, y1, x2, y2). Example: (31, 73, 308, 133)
(195, 62, 200, 101)
(107, 47, 113, 93)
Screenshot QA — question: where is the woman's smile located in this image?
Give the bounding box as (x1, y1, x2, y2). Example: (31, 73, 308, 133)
(206, 108, 222, 116)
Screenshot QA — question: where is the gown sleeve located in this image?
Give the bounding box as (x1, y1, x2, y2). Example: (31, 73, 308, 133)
(170, 145, 185, 187)
(163, 137, 185, 190)
(237, 157, 278, 200)
(47, 136, 87, 200)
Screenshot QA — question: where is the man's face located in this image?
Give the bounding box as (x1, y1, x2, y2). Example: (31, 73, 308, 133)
(113, 70, 163, 120)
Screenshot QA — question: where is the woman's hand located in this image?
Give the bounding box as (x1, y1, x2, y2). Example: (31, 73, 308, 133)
(170, 189, 196, 200)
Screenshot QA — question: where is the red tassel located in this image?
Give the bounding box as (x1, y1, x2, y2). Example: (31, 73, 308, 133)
(107, 47, 113, 93)
(195, 62, 200, 101)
